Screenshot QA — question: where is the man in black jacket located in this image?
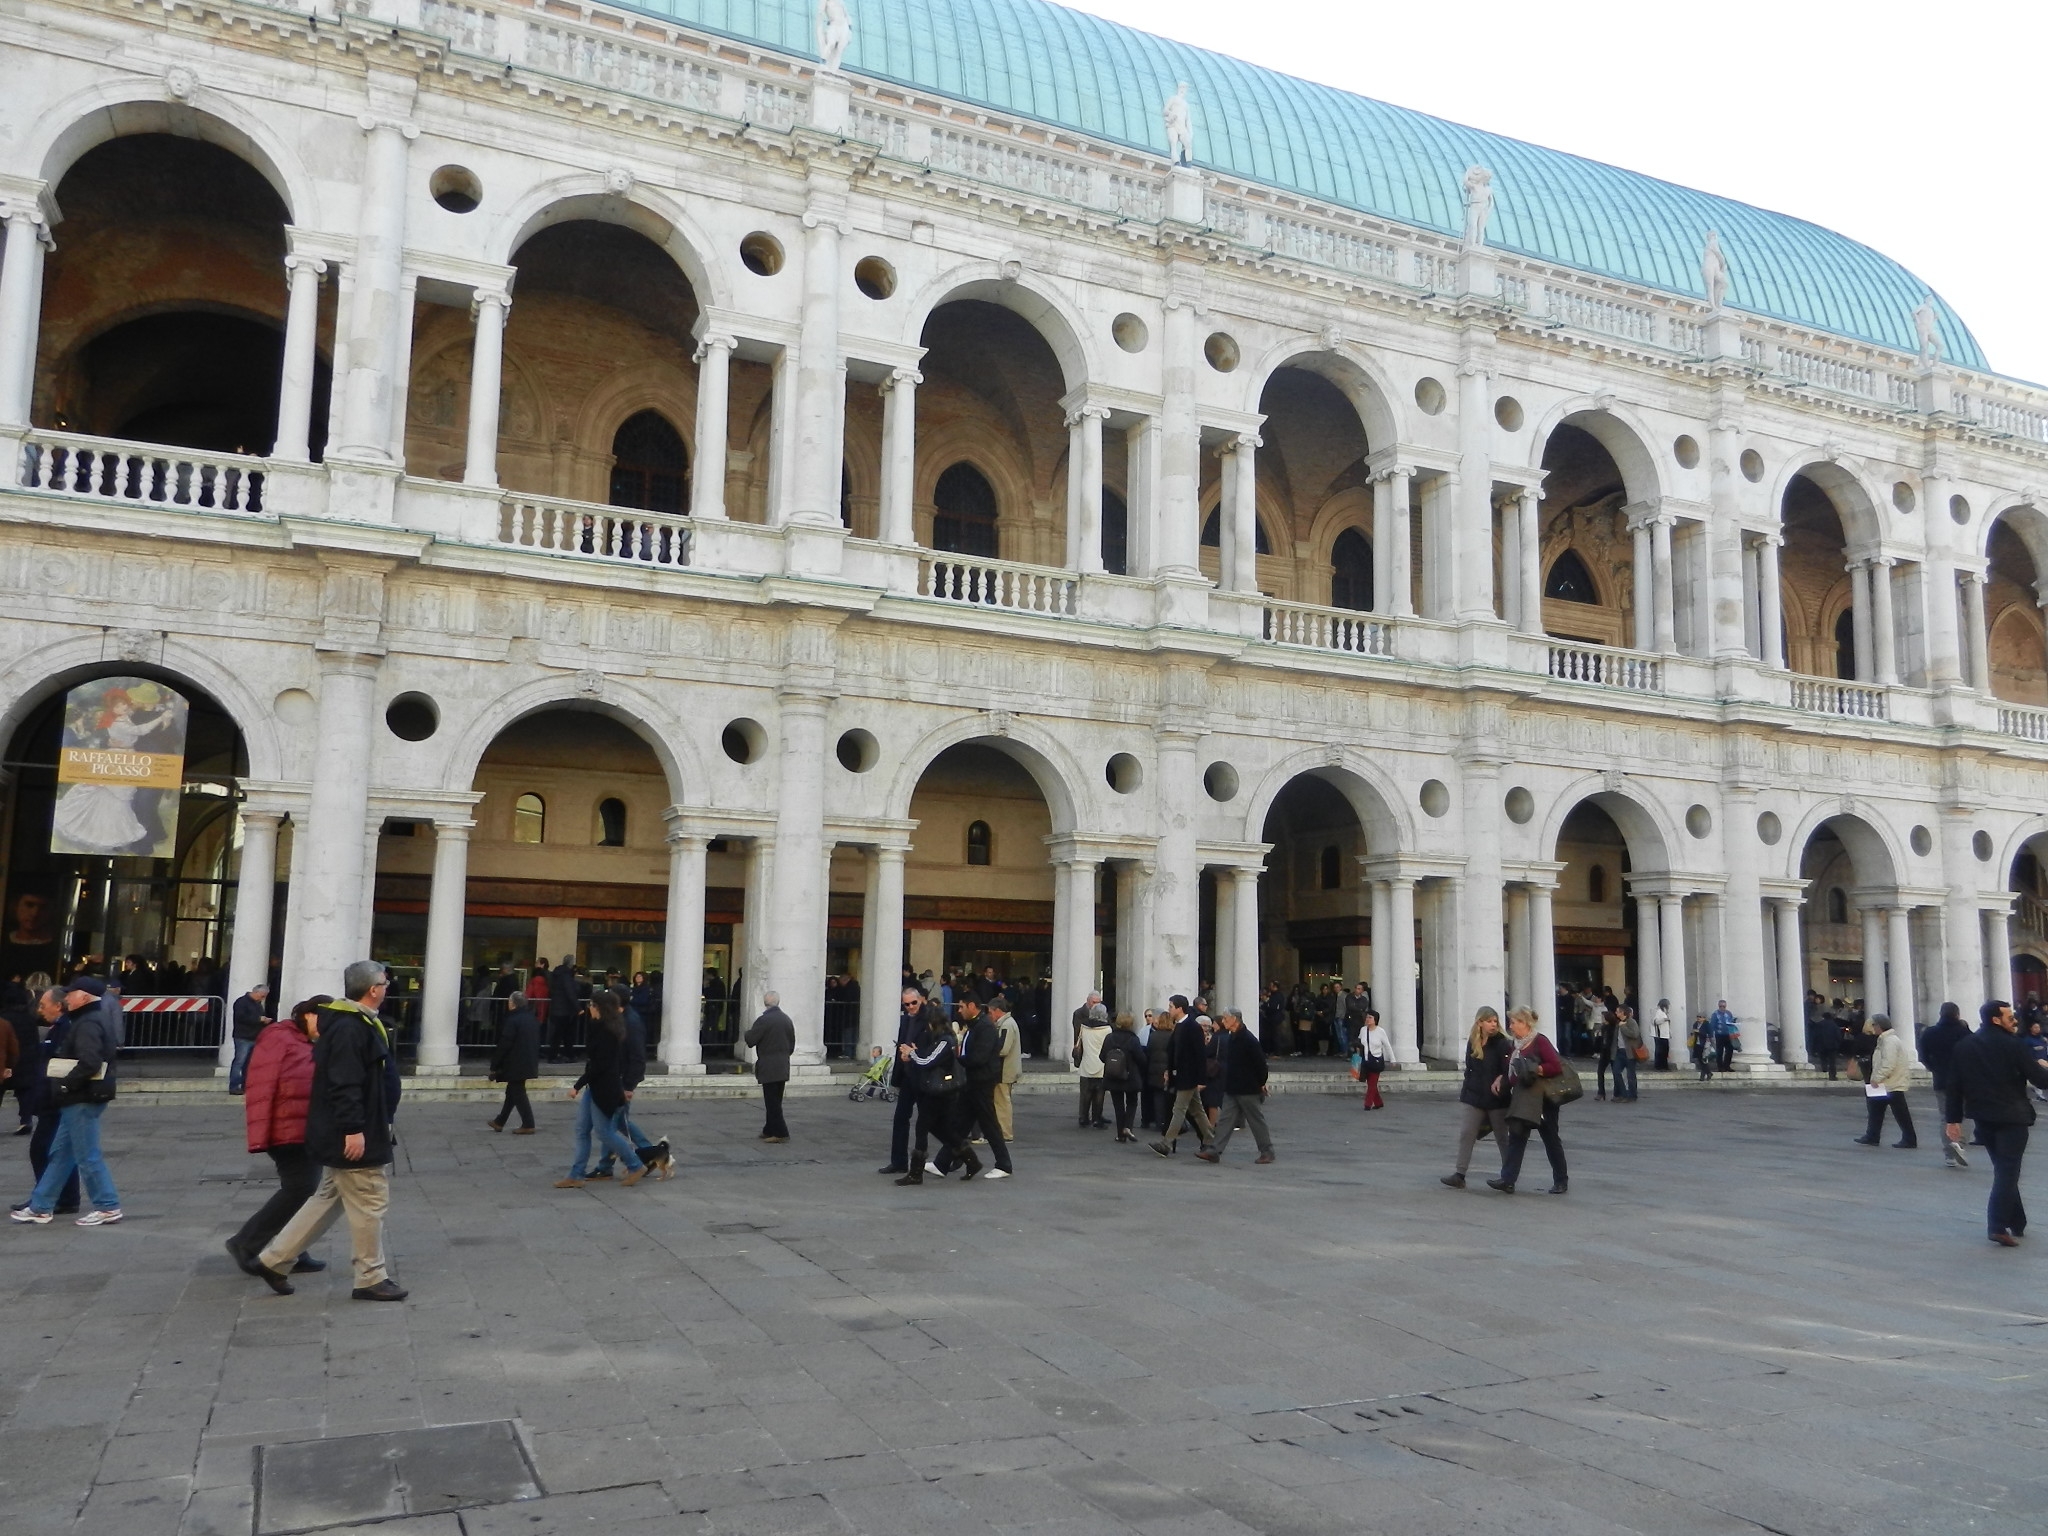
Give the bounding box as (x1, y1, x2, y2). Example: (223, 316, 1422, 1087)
(1918, 1002, 1973, 1168)
(546, 956, 582, 1062)
(1151, 996, 1215, 1157)
(1199, 1009, 1275, 1164)
(10, 977, 119, 1224)
(879, 986, 924, 1175)
(228, 981, 271, 1095)
(253, 961, 407, 1300)
(1946, 999, 2048, 1246)
(942, 997, 1012, 1179)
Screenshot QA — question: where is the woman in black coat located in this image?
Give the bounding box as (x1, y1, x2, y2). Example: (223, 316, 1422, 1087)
(488, 995, 541, 1133)
(1442, 1007, 1513, 1188)
(897, 1003, 978, 1184)
(555, 991, 645, 1186)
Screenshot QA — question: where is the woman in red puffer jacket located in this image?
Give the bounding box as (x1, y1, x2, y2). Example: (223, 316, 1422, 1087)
(224, 996, 330, 1276)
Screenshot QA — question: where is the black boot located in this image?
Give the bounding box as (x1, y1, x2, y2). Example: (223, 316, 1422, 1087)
(894, 1171, 923, 1185)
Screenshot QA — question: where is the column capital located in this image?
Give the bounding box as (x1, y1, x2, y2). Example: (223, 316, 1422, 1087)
(1063, 402, 1112, 428)
(355, 113, 420, 140)
(431, 818, 476, 837)
(238, 806, 287, 831)
(878, 366, 922, 394)
(470, 285, 511, 315)
(1223, 430, 1262, 454)
(692, 331, 738, 363)
(313, 643, 386, 674)
(284, 252, 329, 279)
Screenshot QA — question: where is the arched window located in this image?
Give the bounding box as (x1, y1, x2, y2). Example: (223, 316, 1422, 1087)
(1201, 508, 1273, 553)
(1331, 528, 1374, 611)
(1834, 608, 1857, 680)
(608, 410, 688, 515)
(596, 798, 627, 847)
(512, 793, 546, 845)
(1102, 488, 1129, 576)
(933, 463, 999, 557)
(966, 820, 993, 866)
(1588, 865, 1607, 903)
(1320, 845, 1342, 890)
(1544, 550, 1599, 604)
(1828, 887, 1849, 924)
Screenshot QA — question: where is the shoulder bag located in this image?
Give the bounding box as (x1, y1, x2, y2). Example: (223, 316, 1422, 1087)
(922, 1046, 964, 1096)
(1539, 1058, 1584, 1107)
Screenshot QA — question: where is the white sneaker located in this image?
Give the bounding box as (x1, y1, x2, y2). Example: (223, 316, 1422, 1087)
(982, 1169, 1011, 1180)
(75, 1209, 122, 1227)
(924, 1161, 945, 1176)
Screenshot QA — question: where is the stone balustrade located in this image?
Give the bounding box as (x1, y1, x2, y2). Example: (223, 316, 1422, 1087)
(1547, 642, 1663, 693)
(1261, 598, 1396, 658)
(12, 428, 268, 514)
(1790, 677, 1889, 720)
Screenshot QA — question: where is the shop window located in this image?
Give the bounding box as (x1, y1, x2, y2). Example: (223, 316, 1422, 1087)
(966, 820, 993, 866)
(1320, 844, 1342, 890)
(1544, 550, 1599, 604)
(1588, 864, 1607, 903)
(1331, 527, 1374, 611)
(608, 410, 687, 515)
(596, 797, 627, 847)
(512, 793, 545, 844)
(933, 463, 999, 557)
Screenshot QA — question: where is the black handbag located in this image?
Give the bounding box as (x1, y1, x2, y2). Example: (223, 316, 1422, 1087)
(921, 1046, 964, 1096)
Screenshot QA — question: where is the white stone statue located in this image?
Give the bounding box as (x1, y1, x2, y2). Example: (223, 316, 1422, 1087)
(1700, 230, 1728, 312)
(817, 0, 852, 75)
(1914, 296, 1943, 365)
(1163, 82, 1194, 166)
(1460, 165, 1493, 249)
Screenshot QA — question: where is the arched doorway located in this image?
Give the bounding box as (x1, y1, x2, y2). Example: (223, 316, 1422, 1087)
(1982, 510, 2048, 704)
(1545, 801, 1634, 1055)
(1781, 467, 1886, 683)
(608, 409, 688, 515)
(34, 133, 322, 455)
(1536, 418, 1645, 649)
(1330, 527, 1373, 611)
(1537, 789, 1675, 1056)
(932, 461, 1000, 557)
(1794, 814, 1918, 1037)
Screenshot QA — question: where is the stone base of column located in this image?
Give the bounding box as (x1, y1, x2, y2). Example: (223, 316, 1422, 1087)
(654, 1061, 708, 1077)
(1725, 1053, 1788, 1075)
(413, 1061, 460, 1078)
(787, 1060, 834, 1079)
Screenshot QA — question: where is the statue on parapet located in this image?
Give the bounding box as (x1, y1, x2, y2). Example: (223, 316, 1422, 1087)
(817, 0, 852, 74)
(1164, 82, 1194, 166)
(1700, 230, 1728, 312)
(1913, 296, 1943, 366)
(1460, 165, 1494, 249)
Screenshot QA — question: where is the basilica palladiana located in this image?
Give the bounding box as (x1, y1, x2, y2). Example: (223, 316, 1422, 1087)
(5, 0, 2048, 1075)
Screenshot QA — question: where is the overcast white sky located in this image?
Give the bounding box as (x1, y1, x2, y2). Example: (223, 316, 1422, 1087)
(1064, 0, 2046, 384)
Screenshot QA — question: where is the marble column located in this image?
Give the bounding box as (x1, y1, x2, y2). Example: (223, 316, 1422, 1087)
(1227, 433, 1261, 593)
(285, 650, 381, 1002)
(1742, 542, 1762, 657)
(1719, 789, 1770, 1064)
(877, 369, 919, 544)
(1939, 813, 1987, 1011)
(1922, 558, 1963, 685)
(1375, 467, 1413, 617)
(1156, 297, 1201, 574)
(1227, 866, 1261, 1017)
(0, 195, 50, 431)
(1499, 491, 1521, 629)
(659, 831, 709, 1072)
(334, 113, 414, 459)
(1870, 556, 1900, 685)
(1962, 573, 1992, 691)
(1369, 878, 1394, 1041)
(1452, 359, 1496, 620)
(770, 690, 830, 1067)
(1886, 904, 1917, 1032)
(273, 252, 328, 463)
(859, 844, 907, 1054)
(1114, 859, 1157, 1022)
(1528, 882, 1557, 1045)
(1065, 405, 1107, 574)
(1052, 858, 1099, 1067)
(1758, 534, 1785, 667)
(1153, 731, 1202, 990)
(1773, 898, 1810, 1066)
(1211, 866, 1236, 1008)
(1658, 894, 1689, 1025)
(1517, 487, 1542, 635)
(1634, 894, 1662, 1014)
(1650, 515, 1677, 654)
(1457, 758, 1506, 1030)
(690, 335, 734, 521)
(221, 810, 283, 1070)
(1860, 905, 1889, 1017)
(1386, 876, 1420, 1062)
(788, 198, 845, 525)
(1504, 884, 1529, 1009)
(417, 819, 473, 1074)
(462, 286, 509, 488)
(1849, 562, 1875, 683)
(1632, 521, 1655, 649)
(1983, 904, 2013, 1000)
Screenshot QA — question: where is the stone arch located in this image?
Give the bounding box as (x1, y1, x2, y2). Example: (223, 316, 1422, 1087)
(32, 85, 310, 224)
(570, 360, 700, 470)
(1304, 485, 1375, 572)
(1538, 538, 1615, 608)
(1773, 456, 1885, 552)
(1782, 802, 1903, 889)
(1528, 401, 1663, 507)
(1981, 498, 2048, 577)
(436, 675, 706, 809)
(1240, 342, 1403, 449)
(883, 716, 1089, 838)
(1198, 476, 1284, 560)
(1537, 777, 1679, 878)
(902, 263, 1094, 393)
(1996, 815, 2048, 893)
(0, 634, 286, 784)
(914, 421, 1036, 546)
(494, 177, 727, 314)
(1240, 746, 1413, 856)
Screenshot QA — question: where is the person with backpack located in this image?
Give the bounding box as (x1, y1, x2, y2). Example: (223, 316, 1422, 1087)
(1100, 1012, 1147, 1142)
(897, 1002, 978, 1184)
(954, 997, 1012, 1179)
(1071, 1002, 1111, 1128)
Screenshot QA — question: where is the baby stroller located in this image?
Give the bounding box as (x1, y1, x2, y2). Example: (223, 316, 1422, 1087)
(849, 1048, 896, 1102)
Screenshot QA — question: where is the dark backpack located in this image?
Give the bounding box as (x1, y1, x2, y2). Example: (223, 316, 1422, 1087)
(1100, 1040, 1131, 1084)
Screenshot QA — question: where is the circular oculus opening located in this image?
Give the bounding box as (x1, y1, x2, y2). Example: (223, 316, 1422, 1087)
(1203, 762, 1239, 803)
(1909, 824, 1933, 856)
(1974, 829, 1995, 861)
(1673, 434, 1700, 469)
(1419, 779, 1450, 818)
(1493, 396, 1524, 431)
(1950, 493, 1972, 525)
(1503, 786, 1535, 825)
(429, 165, 482, 214)
(1685, 804, 1713, 839)
(835, 728, 878, 773)
(1756, 810, 1782, 846)
(384, 692, 439, 741)
(1739, 448, 1766, 483)
(1112, 313, 1149, 353)
(853, 256, 895, 300)
(739, 232, 785, 276)
(1105, 753, 1143, 794)
(1893, 480, 1917, 513)
(1203, 331, 1240, 372)
(722, 717, 767, 764)
(1414, 377, 1446, 415)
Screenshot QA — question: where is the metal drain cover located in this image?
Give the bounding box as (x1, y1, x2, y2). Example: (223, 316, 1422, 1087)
(255, 1419, 540, 1533)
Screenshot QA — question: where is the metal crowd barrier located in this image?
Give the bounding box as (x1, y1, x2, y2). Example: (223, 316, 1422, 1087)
(119, 995, 227, 1051)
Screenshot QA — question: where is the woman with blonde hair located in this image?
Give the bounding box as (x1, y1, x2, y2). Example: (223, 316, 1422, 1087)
(1442, 1008, 1513, 1188)
(1490, 1007, 1573, 1195)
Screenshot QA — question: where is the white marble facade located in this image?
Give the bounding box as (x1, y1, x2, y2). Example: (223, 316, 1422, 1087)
(3, 0, 2048, 1075)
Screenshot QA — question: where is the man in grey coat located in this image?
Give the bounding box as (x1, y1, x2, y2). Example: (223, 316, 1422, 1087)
(744, 991, 796, 1142)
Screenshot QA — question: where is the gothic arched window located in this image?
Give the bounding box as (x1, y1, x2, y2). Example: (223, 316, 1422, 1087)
(1828, 887, 1849, 924)
(1201, 507, 1273, 553)
(1331, 528, 1374, 611)
(966, 820, 993, 866)
(933, 463, 999, 557)
(1544, 550, 1599, 604)
(608, 410, 687, 515)
(513, 793, 546, 845)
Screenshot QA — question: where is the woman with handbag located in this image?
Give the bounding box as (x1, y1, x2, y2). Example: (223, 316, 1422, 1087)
(1610, 1005, 1643, 1102)
(1442, 1008, 1512, 1187)
(898, 1002, 979, 1183)
(1488, 1007, 1575, 1195)
(1355, 1009, 1392, 1109)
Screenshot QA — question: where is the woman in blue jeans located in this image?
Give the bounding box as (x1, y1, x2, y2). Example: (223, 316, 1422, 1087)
(553, 991, 646, 1188)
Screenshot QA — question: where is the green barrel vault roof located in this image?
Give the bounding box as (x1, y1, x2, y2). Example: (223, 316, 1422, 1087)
(613, 0, 1987, 370)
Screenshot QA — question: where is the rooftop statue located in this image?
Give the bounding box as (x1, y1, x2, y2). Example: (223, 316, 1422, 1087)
(1460, 165, 1493, 249)
(1701, 230, 1729, 313)
(1914, 297, 1943, 365)
(817, 0, 852, 74)
(1163, 82, 1194, 166)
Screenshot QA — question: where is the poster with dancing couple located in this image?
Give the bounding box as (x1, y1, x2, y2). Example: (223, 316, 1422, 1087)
(50, 677, 190, 859)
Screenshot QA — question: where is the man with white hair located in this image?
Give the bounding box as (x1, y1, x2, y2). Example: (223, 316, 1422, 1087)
(745, 990, 796, 1143)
